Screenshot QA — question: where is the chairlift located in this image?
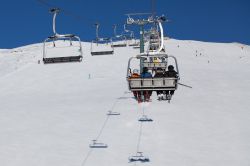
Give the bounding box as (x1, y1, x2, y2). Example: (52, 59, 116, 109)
(127, 36, 140, 48)
(122, 24, 140, 47)
(133, 43, 141, 49)
(107, 110, 120, 116)
(122, 24, 134, 40)
(146, 20, 165, 54)
(129, 40, 140, 47)
(111, 24, 127, 48)
(111, 36, 127, 48)
(127, 53, 180, 92)
(89, 140, 108, 148)
(128, 38, 140, 47)
(138, 115, 153, 122)
(148, 29, 161, 51)
(129, 152, 150, 163)
(91, 23, 114, 56)
(43, 8, 83, 64)
(143, 30, 152, 43)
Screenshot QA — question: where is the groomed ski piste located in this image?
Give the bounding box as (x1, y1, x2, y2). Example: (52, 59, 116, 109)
(0, 39, 250, 166)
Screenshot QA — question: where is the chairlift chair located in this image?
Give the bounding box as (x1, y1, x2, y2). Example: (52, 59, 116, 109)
(91, 23, 114, 56)
(89, 140, 108, 148)
(129, 152, 150, 163)
(129, 39, 140, 47)
(91, 38, 114, 56)
(127, 35, 139, 48)
(138, 115, 153, 122)
(43, 8, 83, 64)
(111, 36, 127, 48)
(122, 24, 139, 47)
(133, 43, 141, 49)
(107, 110, 120, 116)
(111, 24, 127, 48)
(148, 31, 161, 51)
(143, 16, 167, 54)
(127, 53, 180, 92)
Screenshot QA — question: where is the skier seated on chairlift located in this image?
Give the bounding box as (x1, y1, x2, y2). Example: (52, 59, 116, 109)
(154, 67, 165, 99)
(130, 69, 142, 102)
(164, 65, 178, 97)
(149, 45, 158, 51)
(141, 67, 152, 101)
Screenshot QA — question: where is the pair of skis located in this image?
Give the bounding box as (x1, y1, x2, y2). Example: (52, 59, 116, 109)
(135, 92, 152, 103)
(157, 94, 172, 103)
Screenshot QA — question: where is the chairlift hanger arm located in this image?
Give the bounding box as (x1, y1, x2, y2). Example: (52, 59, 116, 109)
(113, 24, 117, 37)
(50, 8, 60, 35)
(95, 23, 100, 40)
(38, 0, 97, 26)
(50, 8, 60, 13)
(127, 56, 138, 78)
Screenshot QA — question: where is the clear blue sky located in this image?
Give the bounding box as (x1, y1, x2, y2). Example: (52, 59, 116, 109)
(0, 0, 249, 48)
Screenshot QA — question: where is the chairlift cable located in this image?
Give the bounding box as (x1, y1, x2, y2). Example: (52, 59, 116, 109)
(94, 95, 121, 141)
(151, 0, 156, 18)
(37, 0, 51, 8)
(80, 92, 126, 166)
(142, 104, 146, 116)
(36, 0, 99, 26)
(95, 115, 110, 141)
(136, 121, 143, 153)
(80, 149, 93, 166)
(136, 104, 145, 153)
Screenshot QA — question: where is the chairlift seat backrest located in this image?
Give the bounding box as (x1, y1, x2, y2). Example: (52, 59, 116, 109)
(91, 38, 114, 56)
(164, 78, 176, 87)
(128, 77, 177, 91)
(129, 79, 141, 88)
(153, 78, 164, 86)
(142, 79, 153, 87)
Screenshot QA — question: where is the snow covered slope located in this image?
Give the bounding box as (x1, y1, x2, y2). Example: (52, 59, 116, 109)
(0, 39, 250, 166)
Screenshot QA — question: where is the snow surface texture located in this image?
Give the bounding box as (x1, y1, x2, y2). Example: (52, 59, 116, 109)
(0, 39, 250, 166)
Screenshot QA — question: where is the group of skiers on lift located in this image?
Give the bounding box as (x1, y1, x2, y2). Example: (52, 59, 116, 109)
(130, 65, 178, 103)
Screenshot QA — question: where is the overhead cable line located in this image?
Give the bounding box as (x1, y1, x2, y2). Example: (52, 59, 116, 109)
(36, 0, 97, 26)
(80, 92, 125, 166)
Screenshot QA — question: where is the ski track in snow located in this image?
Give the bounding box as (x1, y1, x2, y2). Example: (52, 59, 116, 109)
(0, 39, 250, 166)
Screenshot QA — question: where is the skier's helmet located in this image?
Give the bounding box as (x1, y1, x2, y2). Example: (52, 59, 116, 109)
(142, 67, 148, 73)
(156, 67, 163, 72)
(133, 69, 139, 75)
(168, 65, 174, 70)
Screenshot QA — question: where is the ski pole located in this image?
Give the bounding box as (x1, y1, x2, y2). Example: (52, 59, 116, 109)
(178, 82, 192, 88)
